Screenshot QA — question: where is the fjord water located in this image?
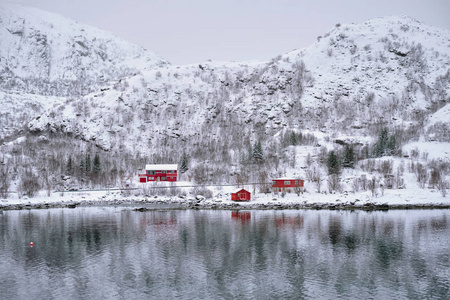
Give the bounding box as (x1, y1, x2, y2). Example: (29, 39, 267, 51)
(0, 207, 448, 299)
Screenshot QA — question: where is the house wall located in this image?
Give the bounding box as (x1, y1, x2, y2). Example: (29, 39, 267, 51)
(272, 179, 304, 193)
(139, 169, 177, 182)
(231, 189, 251, 201)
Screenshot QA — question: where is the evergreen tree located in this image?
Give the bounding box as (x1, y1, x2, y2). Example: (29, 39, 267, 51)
(239, 151, 246, 166)
(85, 153, 91, 174)
(252, 141, 263, 163)
(290, 131, 298, 146)
(386, 135, 396, 155)
(67, 155, 73, 175)
(79, 157, 85, 176)
(327, 151, 340, 175)
(93, 154, 101, 173)
(373, 128, 397, 157)
(180, 153, 189, 173)
(342, 145, 355, 168)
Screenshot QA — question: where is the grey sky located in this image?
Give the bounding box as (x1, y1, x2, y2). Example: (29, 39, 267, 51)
(8, 0, 450, 65)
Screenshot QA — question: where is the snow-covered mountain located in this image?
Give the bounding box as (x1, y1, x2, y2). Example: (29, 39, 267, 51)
(27, 15, 450, 152)
(0, 2, 169, 96)
(1, 3, 449, 193)
(0, 1, 169, 139)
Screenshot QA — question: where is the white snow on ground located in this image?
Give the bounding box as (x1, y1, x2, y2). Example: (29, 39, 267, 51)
(403, 141, 450, 160)
(1, 181, 449, 209)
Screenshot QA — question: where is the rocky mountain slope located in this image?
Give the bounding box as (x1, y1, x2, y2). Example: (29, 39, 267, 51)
(1, 3, 449, 194)
(28, 16, 450, 153)
(0, 1, 169, 139)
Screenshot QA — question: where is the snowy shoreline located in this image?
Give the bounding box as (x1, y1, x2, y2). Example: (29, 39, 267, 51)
(1, 189, 449, 211)
(1, 200, 449, 211)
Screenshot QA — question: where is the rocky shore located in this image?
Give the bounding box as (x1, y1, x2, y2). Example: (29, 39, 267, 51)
(1, 197, 449, 211)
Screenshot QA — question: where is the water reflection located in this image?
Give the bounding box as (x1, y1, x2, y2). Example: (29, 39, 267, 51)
(0, 208, 449, 299)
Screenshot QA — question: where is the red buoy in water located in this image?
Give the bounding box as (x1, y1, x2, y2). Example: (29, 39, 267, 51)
(30, 242, 34, 247)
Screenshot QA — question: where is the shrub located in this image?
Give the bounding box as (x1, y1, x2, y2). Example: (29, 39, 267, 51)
(191, 186, 213, 199)
(18, 171, 40, 198)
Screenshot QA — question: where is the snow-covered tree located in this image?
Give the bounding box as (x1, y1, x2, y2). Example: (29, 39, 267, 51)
(252, 141, 263, 164)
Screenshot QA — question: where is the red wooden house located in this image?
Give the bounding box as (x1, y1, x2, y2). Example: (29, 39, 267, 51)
(138, 164, 178, 183)
(231, 189, 251, 201)
(272, 178, 304, 193)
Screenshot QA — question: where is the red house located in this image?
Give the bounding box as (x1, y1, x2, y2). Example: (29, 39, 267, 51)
(272, 178, 304, 193)
(138, 164, 178, 183)
(231, 189, 251, 201)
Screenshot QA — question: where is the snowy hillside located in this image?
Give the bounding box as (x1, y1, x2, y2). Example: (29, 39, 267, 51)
(0, 1, 169, 140)
(0, 2, 169, 96)
(28, 15, 450, 153)
(0, 4, 449, 200)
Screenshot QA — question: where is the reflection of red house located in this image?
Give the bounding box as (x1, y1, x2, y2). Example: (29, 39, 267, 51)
(138, 164, 178, 183)
(275, 216, 304, 228)
(231, 211, 251, 222)
(231, 189, 251, 201)
(272, 178, 304, 193)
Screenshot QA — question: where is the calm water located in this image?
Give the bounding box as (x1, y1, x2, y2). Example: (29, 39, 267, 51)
(0, 207, 449, 300)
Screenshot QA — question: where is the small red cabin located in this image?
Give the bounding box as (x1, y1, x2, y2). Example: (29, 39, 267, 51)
(272, 178, 304, 193)
(231, 189, 251, 201)
(138, 164, 178, 183)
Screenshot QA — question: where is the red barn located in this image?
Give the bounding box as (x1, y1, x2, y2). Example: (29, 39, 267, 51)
(138, 164, 178, 183)
(272, 178, 304, 193)
(231, 189, 251, 201)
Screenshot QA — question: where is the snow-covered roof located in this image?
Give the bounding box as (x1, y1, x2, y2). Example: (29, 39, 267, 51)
(272, 178, 302, 180)
(145, 164, 178, 171)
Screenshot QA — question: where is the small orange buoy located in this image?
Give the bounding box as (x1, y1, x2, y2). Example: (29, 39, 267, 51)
(30, 242, 34, 247)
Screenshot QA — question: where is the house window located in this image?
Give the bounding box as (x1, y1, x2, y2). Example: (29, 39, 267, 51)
(295, 181, 298, 185)
(147, 170, 156, 175)
(162, 177, 167, 181)
(284, 181, 290, 185)
(272, 181, 276, 186)
(162, 171, 166, 173)
(149, 177, 154, 180)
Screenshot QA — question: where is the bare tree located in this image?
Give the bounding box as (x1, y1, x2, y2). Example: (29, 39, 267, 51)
(327, 174, 341, 194)
(360, 174, 368, 191)
(379, 160, 393, 176)
(437, 179, 447, 197)
(415, 163, 428, 189)
(368, 176, 378, 197)
(307, 166, 324, 193)
(258, 170, 269, 193)
(352, 178, 360, 193)
(429, 167, 441, 189)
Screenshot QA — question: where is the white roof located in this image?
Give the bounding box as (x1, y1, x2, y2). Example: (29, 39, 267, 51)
(145, 164, 178, 170)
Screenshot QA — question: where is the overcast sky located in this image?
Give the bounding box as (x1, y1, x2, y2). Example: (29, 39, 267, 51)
(8, 0, 450, 65)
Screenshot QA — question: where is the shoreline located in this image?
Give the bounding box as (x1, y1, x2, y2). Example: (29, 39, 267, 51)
(1, 198, 449, 211)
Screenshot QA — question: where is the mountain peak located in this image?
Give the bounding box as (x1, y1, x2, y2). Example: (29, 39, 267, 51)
(0, 1, 170, 97)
